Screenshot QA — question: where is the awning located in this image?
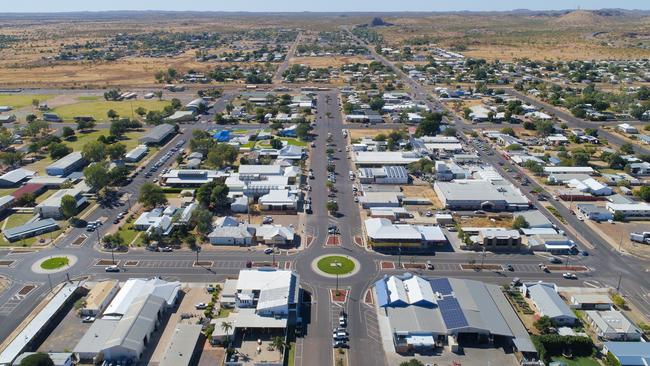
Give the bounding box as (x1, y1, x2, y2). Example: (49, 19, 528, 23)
(405, 335, 435, 346)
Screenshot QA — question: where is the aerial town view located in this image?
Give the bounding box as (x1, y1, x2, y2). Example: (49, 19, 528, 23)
(1, 1, 650, 365)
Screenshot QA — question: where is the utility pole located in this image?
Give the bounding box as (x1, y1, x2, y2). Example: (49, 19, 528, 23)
(336, 272, 339, 293)
(617, 273, 622, 293)
(272, 243, 276, 267)
(196, 246, 201, 264)
(480, 247, 486, 271)
(47, 274, 53, 293)
(398, 245, 402, 268)
(111, 244, 115, 265)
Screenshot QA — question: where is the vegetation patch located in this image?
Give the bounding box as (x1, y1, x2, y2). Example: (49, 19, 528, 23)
(40, 256, 69, 270)
(317, 256, 355, 275)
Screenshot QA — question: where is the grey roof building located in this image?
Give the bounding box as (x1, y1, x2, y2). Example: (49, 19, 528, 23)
(0, 168, 35, 187)
(139, 124, 176, 145)
(46, 152, 86, 176)
(159, 324, 203, 366)
(523, 282, 577, 326)
(3, 218, 59, 242)
(375, 274, 536, 356)
(516, 210, 553, 229)
(434, 180, 529, 211)
(125, 145, 148, 163)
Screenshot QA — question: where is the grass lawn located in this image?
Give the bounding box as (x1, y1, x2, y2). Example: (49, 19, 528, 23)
(24, 156, 53, 176)
(281, 138, 307, 147)
(217, 307, 233, 318)
(287, 342, 296, 366)
(551, 357, 600, 366)
(316, 256, 355, 275)
(35, 189, 56, 204)
(76, 96, 101, 101)
(40, 256, 69, 270)
(3, 213, 35, 229)
(0, 188, 17, 196)
(64, 129, 144, 151)
(117, 224, 142, 246)
(52, 100, 171, 122)
(0, 94, 54, 109)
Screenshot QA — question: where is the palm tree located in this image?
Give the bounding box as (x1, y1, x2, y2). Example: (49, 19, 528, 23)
(270, 336, 286, 357)
(220, 321, 233, 346)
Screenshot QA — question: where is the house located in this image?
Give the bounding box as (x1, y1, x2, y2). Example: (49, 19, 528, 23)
(103, 278, 180, 318)
(365, 218, 447, 247)
(354, 151, 421, 166)
(568, 178, 612, 196)
(628, 162, 650, 176)
(546, 134, 569, 145)
(80, 280, 120, 316)
(36, 181, 90, 219)
(208, 217, 254, 246)
(576, 204, 613, 221)
(606, 203, 650, 219)
(46, 152, 86, 176)
(434, 180, 529, 211)
(375, 275, 536, 357)
(277, 145, 304, 160)
(617, 123, 638, 134)
(639, 135, 650, 145)
(211, 269, 299, 343)
(357, 166, 409, 184)
(570, 293, 613, 310)
(258, 189, 298, 211)
(255, 225, 295, 245)
(585, 310, 641, 341)
(230, 196, 248, 213)
(278, 124, 298, 137)
(523, 282, 577, 326)
(603, 341, 650, 366)
(10, 183, 46, 200)
(476, 229, 522, 251)
(125, 145, 148, 163)
(133, 206, 179, 236)
(3, 218, 59, 242)
(162, 169, 222, 187)
(139, 124, 176, 145)
(543, 166, 594, 175)
(164, 110, 196, 123)
(0, 168, 35, 187)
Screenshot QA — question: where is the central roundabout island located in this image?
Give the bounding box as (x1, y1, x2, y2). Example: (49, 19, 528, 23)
(312, 255, 360, 278)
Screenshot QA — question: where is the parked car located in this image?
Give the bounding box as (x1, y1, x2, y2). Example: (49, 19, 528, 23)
(332, 340, 348, 348)
(82, 316, 96, 323)
(339, 312, 347, 327)
(262, 216, 273, 224)
(549, 257, 562, 264)
(264, 248, 274, 255)
(426, 261, 433, 270)
(195, 303, 208, 310)
(505, 263, 514, 271)
(563, 273, 577, 279)
(105, 265, 120, 272)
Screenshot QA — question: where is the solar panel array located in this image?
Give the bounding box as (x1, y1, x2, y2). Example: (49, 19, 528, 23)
(438, 297, 468, 329)
(429, 278, 453, 295)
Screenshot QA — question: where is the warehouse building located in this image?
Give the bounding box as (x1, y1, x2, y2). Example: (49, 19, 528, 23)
(124, 145, 148, 163)
(375, 274, 536, 358)
(434, 180, 529, 211)
(159, 324, 203, 366)
(0, 168, 35, 187)
(3, 219, 59, 242)
(139, 124, 176, 145)
(357, 166, 409, 184)
(46, 152, 86, 176)
(522, 282, 577, 326)
(80, 280, 120, 317)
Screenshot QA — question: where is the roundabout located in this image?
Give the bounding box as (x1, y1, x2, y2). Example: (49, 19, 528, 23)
(31, 255, 77, 274)
(312, 254, 360, 278)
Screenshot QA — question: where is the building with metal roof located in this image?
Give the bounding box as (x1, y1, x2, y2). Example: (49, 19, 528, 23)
(0, 283, 81, 366)
(357, 166, 409, 184)
(365, 218, 447, 248)
(46, 152, 86, 176)
(124, 145, 148, 163)
(374, 274, 536, 357)
(12, 352, 73, 366)
(103, 278, 180, 318)
(434, 179, 529, 211)
(603, 341, 650, 366)
(0, 195, 14, 214)
(159, 324, 202, 366)
(585, 310, 641, 341)
(3, 218, 59, 242)
(139, 124, 176, 145)
(0, 168, 35, 187)
(523, 282, 577, 326)
(354, 151, 422, 166)
(81, 280, 119, 317)
(515, 210, 553, 229)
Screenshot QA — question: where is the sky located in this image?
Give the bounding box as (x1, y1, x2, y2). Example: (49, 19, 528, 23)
(3, 0, 650, 13)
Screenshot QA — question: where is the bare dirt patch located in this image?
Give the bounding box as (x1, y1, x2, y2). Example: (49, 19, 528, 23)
(401, 184, 443, 209)
(403, 263, 426, 270)
(330, 289, 348, 303)
(18, 285, 35, 296)
(326, 235, 341, 246)
(289, 55, 370, 68)
(95, 259, 118, 266)
(380, 261, 395, 269)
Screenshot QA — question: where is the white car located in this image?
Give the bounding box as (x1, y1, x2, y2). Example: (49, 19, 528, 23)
(264, 248, 274, 254)
(563, 273, 577, 279)
(195, 303, 208, 310)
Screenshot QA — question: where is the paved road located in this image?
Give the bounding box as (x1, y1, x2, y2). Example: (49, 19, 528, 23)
(273, 32, 301, 83)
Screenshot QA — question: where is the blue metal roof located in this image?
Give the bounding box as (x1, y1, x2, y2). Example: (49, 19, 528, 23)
(375, 278, 389, 307)
(429, 278, 453, 296)
(213, 130, 231, 142)
(605, 341, 650, 366)
(438, 297, 468, 329)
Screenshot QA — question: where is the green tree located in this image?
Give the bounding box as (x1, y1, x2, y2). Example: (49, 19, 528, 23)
(190, 207, 213, 236)
(81, 140, 106, 162)
(135, 106, 147, 117)
(534, 316, 554, 334)
(270, 138, 283, 150)
(16, 192, 36, 207)
(620, 143, 635, 155)
(139, 182, 167, 209)
(613, 211, 625, 222)
(107, 109, 119, 120)
(326, 201, 338, 214)
(61, 126, 75, 139)
(102, 232, 126, 249)
(0, 151, 23, 168)
(220, 321, 233, 345)
(296, 122, 310, 140)
(48, 142, 71, 160)
(196, 181, 230, 210)
(206, 143, 238, 168)
(270, 336, 287, 357)
(26, 114, 37, 123)
(83, 163, 110, 192)
(19, 352, 53, 366)
(76, 119, 95, 131)
(636, 186, 650, 202)
(106, 143, 127, 161)
(399, 360, 424, 366)
(512, 215, 529, 230)
(60, 194, 78, 219)
(414, 112, 442, 137)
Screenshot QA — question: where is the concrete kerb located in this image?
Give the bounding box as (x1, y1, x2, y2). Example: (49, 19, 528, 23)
(310, 254, 361, 279)
(31, 254, 78, 274)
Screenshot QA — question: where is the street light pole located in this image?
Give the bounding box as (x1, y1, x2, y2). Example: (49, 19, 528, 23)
(480, 247, 486, 271)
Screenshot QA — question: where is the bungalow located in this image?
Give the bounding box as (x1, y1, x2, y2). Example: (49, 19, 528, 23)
(570, 293, 613, 310)
(527, 234, 575, 254)
(546, 134, 568, 145)
(585, 310, 641, 341)
(258, 189, 298, 211)
(523, 282, 577, 326)
(639, 134, 650, 145)
(606, 203, 650, 219)
(208, 217, 254, 246)
(628, 162, 650, 176)
(3, 218, 59, 242)
(0, 168, 35, 187)
(617, 123, 638, 134)
(36, 182, 90, 219)
(133, 204, 199, 236)
(255, 225, 295, 245)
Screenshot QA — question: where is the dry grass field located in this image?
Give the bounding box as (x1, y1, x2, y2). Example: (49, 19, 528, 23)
(289, 55, 371, 68)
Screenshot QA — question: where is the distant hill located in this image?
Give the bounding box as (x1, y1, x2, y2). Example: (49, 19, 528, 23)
(552, 10, 613, 27)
